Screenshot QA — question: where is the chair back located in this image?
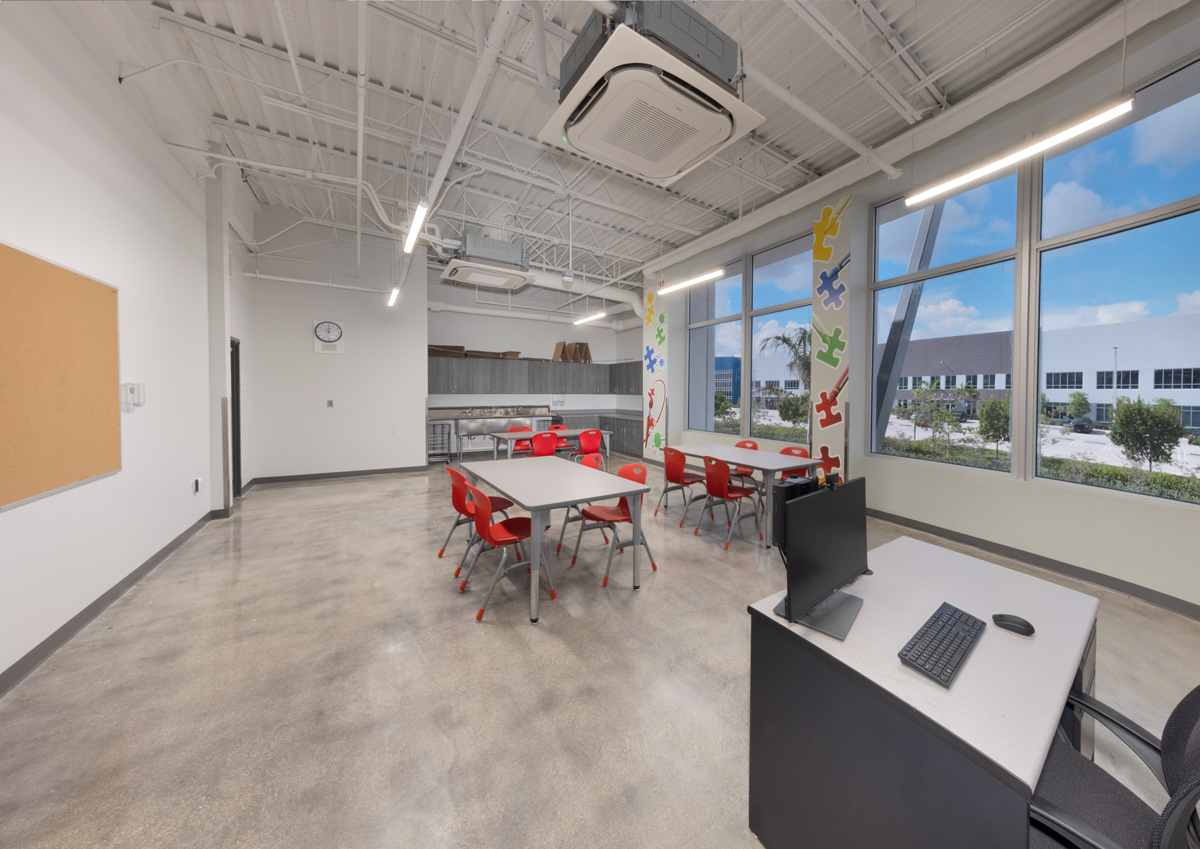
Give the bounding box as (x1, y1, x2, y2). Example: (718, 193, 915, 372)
(664, 446, 687, 485)
(579, 453, 604, 470)
(446, 465, 472, 517)
(578, 428, 603, 454)
(1161, 683, 1200, 794)
(531, 431, 558, 457)
(509, 425, 533, 452)
(464, 482, 500, 546)
(703, 456, 733, 499)
(614, 462, 648, 515)
(780, 445, 811, 479)
(548, 424, 568, 431)
(736, 439, 759, 451)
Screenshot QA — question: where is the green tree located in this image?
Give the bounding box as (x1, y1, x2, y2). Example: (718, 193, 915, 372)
(777, 393, 807, 425)
(714, 391, 732, 418)
(1066, 391, 1091, 419)
(758, 327, 811, 389)
(1109, 396, 1186, 472)
(977, 395, 1011, 457)
(910, 379, 959, 451)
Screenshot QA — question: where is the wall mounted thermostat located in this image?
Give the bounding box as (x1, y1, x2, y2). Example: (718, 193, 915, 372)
(120, 382, 145, 411)
(313, 320, 345, 354)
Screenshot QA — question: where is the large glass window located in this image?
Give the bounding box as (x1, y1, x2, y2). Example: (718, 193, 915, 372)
(1038, 208, 1200, 502)
(689, 261, 742, 322)
(687, 320, 742, 434)
(1042, 74, 1200, 239)
(752, 235, 813, 310)
(873, 262, 1015, 471)
(875, 172, 1018, 282)
(751, 306, 811, 444)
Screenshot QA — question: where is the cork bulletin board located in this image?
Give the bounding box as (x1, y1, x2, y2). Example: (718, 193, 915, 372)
(0, 242, 120, 511)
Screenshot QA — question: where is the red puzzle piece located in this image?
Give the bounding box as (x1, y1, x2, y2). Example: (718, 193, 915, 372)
(816, 446, 841, 477)
(815, 390, 843, 429)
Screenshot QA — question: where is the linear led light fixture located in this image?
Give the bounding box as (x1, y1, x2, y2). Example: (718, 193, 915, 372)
(403, 197, 429, 253)
(387, 287, 400, 307)
(905, 99, 1133, 207)
(658, 269, 724, 295)
(574, 311, 606, 326)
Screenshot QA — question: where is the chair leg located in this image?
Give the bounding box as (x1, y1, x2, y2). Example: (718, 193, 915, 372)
(460, 541, 490, 591)
(539, 553, 557, 600)
(722, 500, 732, 527)
(641, 531, 657, 571)
(571, 515, 587, 566)
(475, 548, 509, 622)
(454, 526, 477, 577)
(438, 515, 466, 558)
(694, 495, 713, 535)
(724, 501, 741, 550)
(556, 506, 575, 553)
(654, 487, 668, 517)
(602, 527, 620, 587)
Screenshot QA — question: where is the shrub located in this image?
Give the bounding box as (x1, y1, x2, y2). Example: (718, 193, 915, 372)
(1040, 456, 1200, 503)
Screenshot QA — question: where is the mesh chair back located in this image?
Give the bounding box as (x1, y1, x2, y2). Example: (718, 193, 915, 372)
(1162, 684, 1200, 794)
(531, 432, 558, 457)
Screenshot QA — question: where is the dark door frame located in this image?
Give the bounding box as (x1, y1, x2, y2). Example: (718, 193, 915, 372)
(230, 337, 242, 498)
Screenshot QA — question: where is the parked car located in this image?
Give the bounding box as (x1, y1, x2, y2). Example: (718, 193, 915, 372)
(1071, 416, 1093, 434)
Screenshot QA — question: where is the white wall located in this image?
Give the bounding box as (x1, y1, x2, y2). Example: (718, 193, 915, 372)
(660, 4, 1200, 607)
(0, 5, 212, 673)
(237, 212, 428, 478)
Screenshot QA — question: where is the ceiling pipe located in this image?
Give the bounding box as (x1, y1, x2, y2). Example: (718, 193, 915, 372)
(520, 269, 644, 317)
(355, 1, 368, 267)
(531, 3, 560, 91)
(245, 271, 387, 296)
(744, 62, 902, 180)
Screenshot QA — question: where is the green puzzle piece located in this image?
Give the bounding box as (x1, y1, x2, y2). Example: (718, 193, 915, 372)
(815, 326, 846, 368)
(653, 432, 664, 449)
(655, 326, 665, 345)
(658, 312, 666, 324)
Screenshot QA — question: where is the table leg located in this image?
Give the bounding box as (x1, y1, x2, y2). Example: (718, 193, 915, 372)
(507, 441, 514, 460)
(630, 491, 642, 590)
(764, 473, 774, 549)
(492, 437, 498, 460)
(602, 433, 610, 462)
(530, 507, 548, 623)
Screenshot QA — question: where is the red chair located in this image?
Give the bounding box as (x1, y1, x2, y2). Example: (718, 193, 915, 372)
(548, 423, 571, 452)
(732, 439, 760, 491)
(437, 466, 512, 577)
(779, 445, 811, 480)
(569, 429, 605, 470)
(508, 426, 533, 457)
(695, 456, 762, 550)
(570, 462, 657, 586)
(531, 431, 558, 457)
(555, 452, 607, 554)
(460, 482, 557, 621)
(654, 446, 706, 527)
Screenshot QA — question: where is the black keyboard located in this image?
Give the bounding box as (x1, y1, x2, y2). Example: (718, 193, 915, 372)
(898, 602, 986, 688)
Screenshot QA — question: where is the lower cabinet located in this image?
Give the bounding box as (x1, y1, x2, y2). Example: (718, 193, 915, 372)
(600, 416, 643, 457)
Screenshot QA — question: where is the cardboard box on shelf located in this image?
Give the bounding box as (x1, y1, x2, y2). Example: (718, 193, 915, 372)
(428, 344, 466, 358)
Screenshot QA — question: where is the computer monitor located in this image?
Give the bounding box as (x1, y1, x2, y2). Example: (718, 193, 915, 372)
(773, 476, 869, 640)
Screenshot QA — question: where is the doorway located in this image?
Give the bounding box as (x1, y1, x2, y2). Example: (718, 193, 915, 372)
(230, 337, 242, 498)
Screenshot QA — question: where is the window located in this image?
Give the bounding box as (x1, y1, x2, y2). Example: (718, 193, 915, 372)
(897, 376, 909, 390)
(873, 261, 1015, 471)
(751, 305, 811, 443)
(1094, 403, 1112, 423)
(1042, 79, 1200, 239)
(752, 380, 762, 389)
(1045, 372, 1083, 390)
(765, 380, 780, 389)
(785, 379, 800, 391)
(1181, 406, 1200, 428)
(1097, 371, 1113, 390)
(1155, 368, 1199, 389)
(1039, 206, 1200, 502)
(876, 172, 1018, 282)
(689, 261, 742, 323)
(752, 235, 813, 310)
(715, 370, 733, 398)
(983, 374, 996, 390)
(687, 320, 741, 434)
(1005, 373, 1012, 389)
(965, 375, 978, 389)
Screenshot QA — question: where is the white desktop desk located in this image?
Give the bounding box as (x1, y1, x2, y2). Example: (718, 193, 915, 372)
(461, 456, 650, 623)
(747, 537, 1098, 848)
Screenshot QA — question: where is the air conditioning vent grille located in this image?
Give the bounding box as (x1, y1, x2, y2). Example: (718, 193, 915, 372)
(599, 98, 698, 163)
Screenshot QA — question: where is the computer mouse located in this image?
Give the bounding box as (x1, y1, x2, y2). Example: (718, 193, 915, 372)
(992, 614, 1035, 636)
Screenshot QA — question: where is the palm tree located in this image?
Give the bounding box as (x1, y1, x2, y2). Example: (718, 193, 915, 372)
(758, 326, 811, 389)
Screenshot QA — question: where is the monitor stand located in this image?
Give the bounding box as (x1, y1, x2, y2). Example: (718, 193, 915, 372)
(773, 591, 863, 641)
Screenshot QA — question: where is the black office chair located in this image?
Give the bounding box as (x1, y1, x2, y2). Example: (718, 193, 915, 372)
(1029, 684, 1200, 849)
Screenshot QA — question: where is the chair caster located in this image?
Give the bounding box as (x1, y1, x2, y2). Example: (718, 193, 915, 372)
(476, 609, 485, 621)
(550, 589, 557, 599)
(724, 542, 730, 550)
(602, 576, 608, 587)
(459, 580, 468, 592)
(437, 548, 445, 558)
(651, 562, 657, 571)
(454, 567, 461, 577)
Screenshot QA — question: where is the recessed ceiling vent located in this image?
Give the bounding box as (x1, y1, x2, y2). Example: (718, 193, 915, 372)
(439, 234, 535, 291)
(539, 4, 763, 185)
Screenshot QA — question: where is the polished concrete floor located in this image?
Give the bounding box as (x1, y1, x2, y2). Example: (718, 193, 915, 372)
(2, 457, 1198, 848)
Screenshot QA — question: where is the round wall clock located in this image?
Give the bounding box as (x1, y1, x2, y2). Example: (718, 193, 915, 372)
(314, 321, 342, 343)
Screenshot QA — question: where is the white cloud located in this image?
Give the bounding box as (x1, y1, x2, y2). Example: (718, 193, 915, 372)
(714, 321, 741, 357)
(1041, 300, 1150, 330)
(756, 264, 810, 293)
(957, 182, 993, 211)
(1063, 146, 1118, 182)
(938, 198, 978, 234)
(1042, 180, 1134, 238)
(1175, 289, 1200, 315)
(1132, 94, 1200, 175)
(986, 217, 1013, 235)
(878, 214, 920, 268)
(910, 297, 1012, 339)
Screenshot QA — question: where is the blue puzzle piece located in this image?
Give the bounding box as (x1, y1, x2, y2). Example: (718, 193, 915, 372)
(644, 345, 661, 373)
(817, 268, 846, 310)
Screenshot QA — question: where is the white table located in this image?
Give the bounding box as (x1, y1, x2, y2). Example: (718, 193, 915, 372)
(488, 428, 612, 461)
(674, 442, 822, 547)
(460, 456, 651, 623)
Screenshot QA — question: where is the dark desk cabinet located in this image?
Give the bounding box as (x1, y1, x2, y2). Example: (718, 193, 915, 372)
(427, 357, 641, 396)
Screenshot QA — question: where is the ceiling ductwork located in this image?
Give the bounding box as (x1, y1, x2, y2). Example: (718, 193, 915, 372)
(539, 1, 764, 185)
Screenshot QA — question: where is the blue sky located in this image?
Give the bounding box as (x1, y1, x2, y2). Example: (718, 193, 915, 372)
(876, 262, 1014, 341)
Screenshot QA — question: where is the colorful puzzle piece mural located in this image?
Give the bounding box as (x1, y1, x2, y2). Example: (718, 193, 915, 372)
(813, 205, 841, 262)
(815, 391, 843, 429)
(816, 445, 841, 477)
(643, 287, 668, 458)
(655, 325, 665, 345)
(815, 326, 846, 369)
(817, 266, 847, 310)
